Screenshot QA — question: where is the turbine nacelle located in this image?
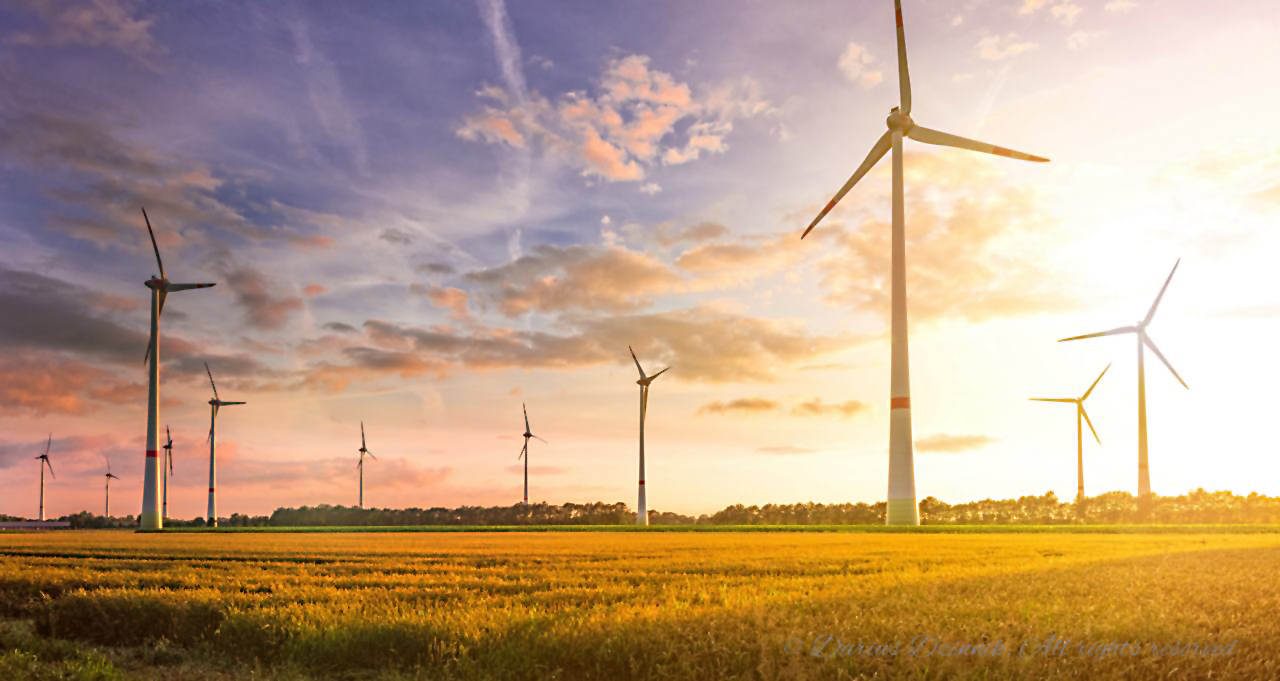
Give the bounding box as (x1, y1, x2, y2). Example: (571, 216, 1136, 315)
(886, 107, 914, 132)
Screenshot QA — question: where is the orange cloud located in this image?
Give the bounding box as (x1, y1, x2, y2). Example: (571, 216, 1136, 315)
(792, 398, 868, 419)
(698, 398, 781, 415)
(915, 434, 996, 453)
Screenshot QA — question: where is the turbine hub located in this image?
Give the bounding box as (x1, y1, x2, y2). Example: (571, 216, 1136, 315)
(886, 108, 914, 132)
(144, 277, 166, 289)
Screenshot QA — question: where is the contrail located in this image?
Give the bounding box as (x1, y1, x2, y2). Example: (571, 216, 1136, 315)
(477, 0, 528, 103)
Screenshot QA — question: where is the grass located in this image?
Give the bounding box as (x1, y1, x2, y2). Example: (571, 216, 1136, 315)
(1, 529, 1278, 679)
(133, 523, 1280, 534)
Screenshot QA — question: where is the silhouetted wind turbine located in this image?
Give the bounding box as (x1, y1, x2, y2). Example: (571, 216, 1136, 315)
(34, 434, 54, 521)
(162, 426, 173, 522)
(799, 0, 1048, 525)
(358, 422, 376, 509)
(517, 404, 547, 506)
(1031, 364, 1109, 516)
(103, 456, 120, 518)
(205, 363, 245, 528)
(629, 347, 669, 526)
(141, 208, 215, 530)
(1059, 260, 1187, 505)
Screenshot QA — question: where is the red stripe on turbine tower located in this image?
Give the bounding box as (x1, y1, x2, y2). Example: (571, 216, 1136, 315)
(146, 450, 158, 458)
(208, 487, 215, 493)
(890, 397, 911, 410)
(639, 480, 645, 485)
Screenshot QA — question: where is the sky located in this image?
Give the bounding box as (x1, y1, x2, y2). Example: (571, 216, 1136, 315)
(1, 0, 1278, 519)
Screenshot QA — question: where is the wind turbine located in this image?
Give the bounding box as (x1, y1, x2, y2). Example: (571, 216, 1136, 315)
(358, 422, 376, 509)
(34, 434, 53, 521)
(628, 346, 669, 527)
(799, 0, 1049, 525)
(103, 456, 120, 518)
(517, 403, 547, 506)
(1058, 260, 1187, 506)
(140, 208, 215, 530)
(204, 362, 245, 528)
(1031, 364, 1109, 516)
(162, 426, 174, 522)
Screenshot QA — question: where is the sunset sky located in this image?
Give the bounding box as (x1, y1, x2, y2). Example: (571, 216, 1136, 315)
(2, 0, 1278, 519)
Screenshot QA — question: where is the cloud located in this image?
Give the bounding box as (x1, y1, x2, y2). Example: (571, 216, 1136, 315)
(755, 445, 818, 455)
(0, 353, 142, 416)
(476, 0, 529, 102)
(321, 322, 359, 334)
(1019, 0, 1048, 14)
(640, 182, 662, 196)
(504, 464, 567, 476)
(813, 152, 1073, 323)
(1066, 31, 1102, 50)
(286, 16, 368, 174)
(976, 34, 1039, 61)
(675, 231, 808, 289)
(416, 263, 457, 276)
(7, 0, 162, 61)
(0, 268, 155, 364)
(303, 284, 328, 297)
(654, 222, 731, 247)
(838, 42, 883, 88)
(792, 398, 868, 419)
(0, 112, 321, 249)
(458, 54, 771, 182)
(1050, 2, 1083, 26)
(412, 284, 473, 322)
(301, 305, 853, 391)
(1104, 0, 1137, 13)
(464, 244, 682, 316)
(217, 455, 452, 490)
(698, 398, 781, 415)
(915, 434, 995, 453)
(222, 265, 305, 331)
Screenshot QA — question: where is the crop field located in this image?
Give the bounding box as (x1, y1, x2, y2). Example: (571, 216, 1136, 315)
(1, 530, 1278, 679)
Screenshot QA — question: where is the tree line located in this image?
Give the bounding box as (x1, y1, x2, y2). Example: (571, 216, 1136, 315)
(9, 489, 1280, 528)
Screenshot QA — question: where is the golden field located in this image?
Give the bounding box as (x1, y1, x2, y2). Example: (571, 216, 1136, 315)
(1, 530, 1278, 679)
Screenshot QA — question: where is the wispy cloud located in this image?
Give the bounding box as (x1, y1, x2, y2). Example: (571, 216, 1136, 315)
(698, 398, 780, 415)
(915, 434, 996, 453)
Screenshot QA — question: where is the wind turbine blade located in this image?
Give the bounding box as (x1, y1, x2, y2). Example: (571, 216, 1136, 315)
(518, 442, 527, 460)
(141, 207, 164, 280)
(1080, 404, 1101, 445)
(361, 421, 366, 450)
(907, 126, 1049, 162)
(205, 363, 219, 401)
(366, 451, 376, 460)
(650, 367, 671, 381)
(44, 434, 51, 457)
(628, 346, 647, 379)
(1142, 333, 1188, 389)
(1029, 398, 1076, 403)
(524, 403, 530, 433)
(1082, 363, 1111, 400)
(801, 131, 892, 239)
(157, 289, 168, 318)
(45, 459, 55, 479)
(894, 0, 911, 114)
(641, 384, 649, 423)
(166, 283, 216, 292)
(1058, 326, 1137, 342)
(533, 435, 549, 444)
(1143, 259, 1181, 326)
(223, 401, 247, 406)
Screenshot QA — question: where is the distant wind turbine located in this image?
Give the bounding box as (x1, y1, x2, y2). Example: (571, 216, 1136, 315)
(141, 208, 215, 530)
(517, 403, 547, 506)
(799, 0, 1049, 525)
(1031, 364, 1110, 515)
(358, 421, 376, 509)
(205, 362, 245, 528)
(34, 434, 53, 521)
(629, 346, 669, 527)
(103, 456, 120, 518)
(162, 426, 174, 522)
(1059, 260, 1187, 505)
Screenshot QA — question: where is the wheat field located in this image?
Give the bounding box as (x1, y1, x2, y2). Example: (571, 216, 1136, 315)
(1, 530, 1278, 679)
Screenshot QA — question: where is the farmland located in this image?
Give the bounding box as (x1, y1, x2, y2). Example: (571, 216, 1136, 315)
(1, 530, 1278, 679)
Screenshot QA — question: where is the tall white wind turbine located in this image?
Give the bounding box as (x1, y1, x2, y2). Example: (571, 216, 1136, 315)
(34, 435, 53, 521)
(358, 421, 376, 509)
(141, 208, 215, 530)
(1031, 364, 1109, 516)
(1058, 260, 1187, 506)
(162, 426, 173, 522)
(103, 456, 120, 518)
(517, 403, 547, 506)
(204, 362, 245, 528)
(799, 0, 1049, 525)
(628, 347, 669, 526)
